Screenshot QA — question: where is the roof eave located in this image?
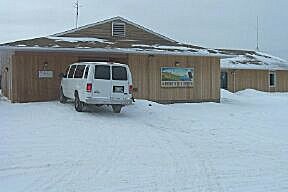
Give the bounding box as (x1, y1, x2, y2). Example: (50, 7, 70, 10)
(0, 45, 217, 58)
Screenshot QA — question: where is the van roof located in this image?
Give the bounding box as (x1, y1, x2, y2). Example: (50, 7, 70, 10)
(72, 62, 128, 67)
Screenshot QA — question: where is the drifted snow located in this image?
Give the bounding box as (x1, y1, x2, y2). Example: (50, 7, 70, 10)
(46, 36, 114, 44)
(0, 90, 288, 192)
(221, 51, 288, 70)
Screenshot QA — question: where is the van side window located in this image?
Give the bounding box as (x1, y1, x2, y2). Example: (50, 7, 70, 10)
(64, 66, 70, 78)
(68, 65, 76, 78)
(112, 66, 127, 80)
(95, 65, 110, 80)
(74, 65, 86, 78)
(84, 66, 89, 79)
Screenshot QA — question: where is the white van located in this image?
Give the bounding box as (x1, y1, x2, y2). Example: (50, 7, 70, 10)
(59, 62, 133, 113)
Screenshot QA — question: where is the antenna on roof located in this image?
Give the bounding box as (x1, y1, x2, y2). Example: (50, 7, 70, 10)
(74, 0, 82, 29)
(256, 16, 260, 51)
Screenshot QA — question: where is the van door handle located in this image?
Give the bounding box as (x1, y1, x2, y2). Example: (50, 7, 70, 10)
(94, 90, 100, 94)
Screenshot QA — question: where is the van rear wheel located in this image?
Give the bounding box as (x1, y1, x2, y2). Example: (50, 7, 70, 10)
(112, 105, 122, 113)
(74, 94, 84, 112)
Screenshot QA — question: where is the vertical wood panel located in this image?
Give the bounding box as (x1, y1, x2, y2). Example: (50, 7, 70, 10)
(13, 52, 78, 102)
(128, 54, 220, 103)
(11, 51, 220, 103)
(226, 69, 288, 93)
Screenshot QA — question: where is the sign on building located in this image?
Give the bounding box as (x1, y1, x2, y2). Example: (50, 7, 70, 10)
(161, 67, 194, 87)
(38, 71, 53, 78)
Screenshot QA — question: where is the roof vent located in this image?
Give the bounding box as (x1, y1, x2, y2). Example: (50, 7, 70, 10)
(112, 22, 126, 38)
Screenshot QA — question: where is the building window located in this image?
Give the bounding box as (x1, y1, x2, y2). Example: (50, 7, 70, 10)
(269, 71, 276, 87)
(112, 22, 126, 37)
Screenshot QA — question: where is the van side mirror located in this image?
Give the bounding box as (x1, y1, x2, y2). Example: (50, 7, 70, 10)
(59, 73, 66, 78)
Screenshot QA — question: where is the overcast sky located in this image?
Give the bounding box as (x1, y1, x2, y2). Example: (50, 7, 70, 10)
(1, 0, 287, 60)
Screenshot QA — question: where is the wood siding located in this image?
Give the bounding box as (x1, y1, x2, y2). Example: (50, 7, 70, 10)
(224, 69, 288, 92)
(10, 51, 131, 102)
(128, 54, 220, 103)
(61, 19, 174, 45)
(7, 51, 220, 103)
(12, 52, 78, 102)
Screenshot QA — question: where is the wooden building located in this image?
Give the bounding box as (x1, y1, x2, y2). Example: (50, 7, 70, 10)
(0, 17, 220, 103)
(220, 49, 288, 92)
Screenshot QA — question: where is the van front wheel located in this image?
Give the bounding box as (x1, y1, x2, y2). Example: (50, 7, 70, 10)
(112, 105, 122, 113)
(75, 94, 84, 112)
(59, 87, 67, 103)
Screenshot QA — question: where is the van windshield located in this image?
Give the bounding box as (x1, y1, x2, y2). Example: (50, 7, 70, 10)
(112, 66, 127, 80)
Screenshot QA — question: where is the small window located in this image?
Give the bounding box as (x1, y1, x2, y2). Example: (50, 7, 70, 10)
(112, 66, 127, 80)
(112, 22, 126, 37)
(94, 65, 110, 80)
(68, 65, 76, 78)
(74, 65, 86, 78)
(84, 66, 89, 79)
(269, 71, 276, 87)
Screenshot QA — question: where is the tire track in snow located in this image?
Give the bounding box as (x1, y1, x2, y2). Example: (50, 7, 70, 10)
(140, 121, 204, 191)
(141, 114, 226, 192)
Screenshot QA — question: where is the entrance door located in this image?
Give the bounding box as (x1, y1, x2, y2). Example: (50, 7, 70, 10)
(221, 72, 228, 89)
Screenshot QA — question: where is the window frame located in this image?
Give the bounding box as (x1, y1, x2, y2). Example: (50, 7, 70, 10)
(269, 71, 276, 87)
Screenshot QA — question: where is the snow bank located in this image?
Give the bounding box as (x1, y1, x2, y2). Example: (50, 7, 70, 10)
(1, 90, 288, 192)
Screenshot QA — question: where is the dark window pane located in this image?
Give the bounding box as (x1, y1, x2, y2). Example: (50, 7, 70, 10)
(68, 65, 76, 78)
(94, 65, 110, 80)
(269, 73, 275, 86)
(84, 66, 89, 79)
(112, 66, 127, 80)
(74, 65, 86, 78)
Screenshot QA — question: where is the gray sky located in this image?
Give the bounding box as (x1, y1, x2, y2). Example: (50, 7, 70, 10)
(1, 0, 287, 60)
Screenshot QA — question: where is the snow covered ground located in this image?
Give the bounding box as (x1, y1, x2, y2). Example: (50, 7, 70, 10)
(1, 89, 288, 192)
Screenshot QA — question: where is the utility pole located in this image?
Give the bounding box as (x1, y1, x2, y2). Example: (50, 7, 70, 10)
(74, 0, 80, 29)
(256, 16, 260, 51)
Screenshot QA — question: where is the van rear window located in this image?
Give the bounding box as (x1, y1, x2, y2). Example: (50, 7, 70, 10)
(112, 66, 127, 80)
(94, 65, 110, 80)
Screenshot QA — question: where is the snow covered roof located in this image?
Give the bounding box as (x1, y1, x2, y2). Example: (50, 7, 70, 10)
(1, 16, 288, 70)
(218, 49, 288, 70)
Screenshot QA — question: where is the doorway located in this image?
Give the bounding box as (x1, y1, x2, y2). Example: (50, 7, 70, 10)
(221, 71, 228, 90)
